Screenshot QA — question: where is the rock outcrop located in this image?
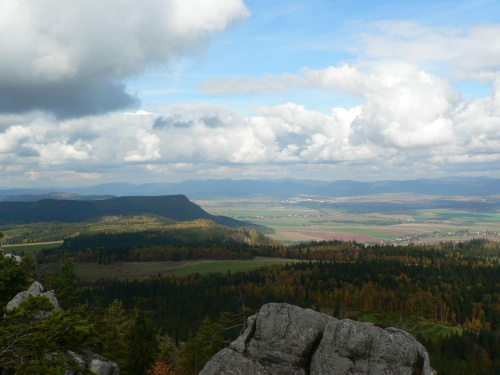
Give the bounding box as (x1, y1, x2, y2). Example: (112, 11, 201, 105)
(6, 281, 61, 320)
(66, 350, 120, 375)
(200, 303, 436, 375)
(5, 281, 120, 375)
(1, 247, 23, 264)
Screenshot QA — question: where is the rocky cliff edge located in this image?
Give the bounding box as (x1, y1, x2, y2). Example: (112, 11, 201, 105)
(200, 303, 436, 375)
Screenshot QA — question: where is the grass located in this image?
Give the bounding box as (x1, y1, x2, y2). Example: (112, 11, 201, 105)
(37, 257, 298, 282)
(412, 209, 500, 223)
(417, 322, 462, 338)
(357, 313, 463, 338)
(3, 241, 63, 254)
(170, 258, 297, 277)
(358, 314, 378, 323)
(331, 227, 401, 240)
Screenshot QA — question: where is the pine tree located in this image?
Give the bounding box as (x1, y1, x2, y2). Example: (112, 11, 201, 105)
(0, 295, 99, 373)
(123, 298, 159, 375)
(98, 299, 129, 366)
(0, 253, 28, 310)
(57, 253, 81, 310)
(179, 317, 225, 375)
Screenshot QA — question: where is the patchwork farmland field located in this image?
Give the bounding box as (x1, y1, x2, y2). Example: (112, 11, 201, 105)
(196, 194, 500, 244)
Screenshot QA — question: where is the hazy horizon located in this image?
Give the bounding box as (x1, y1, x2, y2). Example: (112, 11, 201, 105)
(1, 175, 498, 194)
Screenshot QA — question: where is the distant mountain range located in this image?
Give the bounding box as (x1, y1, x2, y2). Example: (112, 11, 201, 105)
(1, 177, 499, 201)
(0, 195, 243, 227)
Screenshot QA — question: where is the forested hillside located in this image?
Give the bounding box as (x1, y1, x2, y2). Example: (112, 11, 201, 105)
(79, 239, 500, 374)
(36, 219, 270, 264)
(0, 195, 243, 227)
(2, 229, 500, 374)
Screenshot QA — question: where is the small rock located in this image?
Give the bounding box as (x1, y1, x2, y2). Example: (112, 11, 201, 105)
(89, 358, 120, 375)
(66, 350, 87, 369)
(27, 280, 45, 294)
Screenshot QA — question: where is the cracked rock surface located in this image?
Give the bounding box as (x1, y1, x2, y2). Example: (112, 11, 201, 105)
(200, 303, 436, 375)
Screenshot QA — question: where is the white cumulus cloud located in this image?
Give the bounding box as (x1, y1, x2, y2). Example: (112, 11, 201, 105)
(0, 0, 249, 118)
(125, 130, 162, 162)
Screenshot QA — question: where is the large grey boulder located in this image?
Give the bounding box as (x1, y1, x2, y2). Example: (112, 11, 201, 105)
(200, 303, 436, 375)
(311, 319, 434, 374)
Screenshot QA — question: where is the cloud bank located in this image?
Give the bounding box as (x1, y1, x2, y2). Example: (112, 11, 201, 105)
(2, 69, 500, 186)
(0, 0, 249, 118)
(1, 12, 500, 186)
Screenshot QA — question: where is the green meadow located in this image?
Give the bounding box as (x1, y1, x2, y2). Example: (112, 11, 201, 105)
(37, 257, 299, 282)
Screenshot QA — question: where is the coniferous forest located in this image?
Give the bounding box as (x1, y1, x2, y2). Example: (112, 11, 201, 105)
(1, 228, 500, 374)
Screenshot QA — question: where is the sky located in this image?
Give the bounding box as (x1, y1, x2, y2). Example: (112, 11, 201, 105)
(1, 0, 500, 188)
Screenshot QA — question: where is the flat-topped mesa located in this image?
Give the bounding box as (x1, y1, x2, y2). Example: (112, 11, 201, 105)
(200, 303, 436, 375)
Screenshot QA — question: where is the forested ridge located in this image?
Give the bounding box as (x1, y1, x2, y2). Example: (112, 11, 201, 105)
(2, 231, 500, 374)
(0, 195, 244, 227)
(36, 220, 270, 264)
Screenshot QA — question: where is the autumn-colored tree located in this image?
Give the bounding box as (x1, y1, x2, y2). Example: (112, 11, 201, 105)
(157, 331, 180, 368)
(146, 359, 177, 375)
